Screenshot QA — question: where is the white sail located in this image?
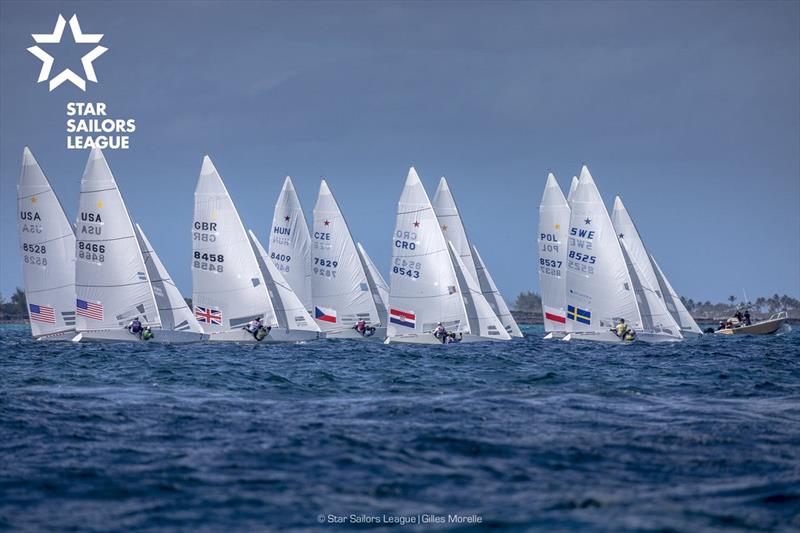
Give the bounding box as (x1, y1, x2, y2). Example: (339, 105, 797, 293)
(134, 223, 204, 333)
(269, 177, 312, 312)
(471, 245, 523, 337)
(247, 230, 319, 333)
(433, 177, 522, 337)
(17, 147, 76, 338)
(565, 166, 641, 335)
(650, 256, 703, 336)
(611, 197, 682, 336)
(192, 156, 277, 335)
(75, 148, 160, 331)
(448, 242, 511, 340)
(311, 180, 380, 331)
(432, 177, 478, 281)
(537, 173, 570, 333)
(387, 168, 468, 342)
(566, 176, 579, 204)
(356, 242, 389, 325)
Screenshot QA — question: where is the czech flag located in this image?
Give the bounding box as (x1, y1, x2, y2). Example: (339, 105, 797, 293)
(389, 308, 416, 328)
(315, 306, 337, 324)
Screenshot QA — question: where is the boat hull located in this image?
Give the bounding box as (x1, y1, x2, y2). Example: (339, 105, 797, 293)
(73, 329, 207, 344)
(543, 331, 567, 340)
(321, 327, 387, 341)
(563, 330, 682, 343)
(715, 317, 786, 335)
(34, 329, 77, 342)
(385, 333, 509, 345)
(206, 328, 320, 343)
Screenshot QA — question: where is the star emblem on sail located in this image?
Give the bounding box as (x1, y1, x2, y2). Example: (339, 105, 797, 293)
(28, 14, 107, 91)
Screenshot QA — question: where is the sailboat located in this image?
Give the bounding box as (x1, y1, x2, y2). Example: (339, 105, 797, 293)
(17, 147, 76, 341)
(562, 166, 680, 343)
(432, 177, 522, 337)
(537, 173, 570, 339)
(356, 242, 389, 327)
(612, 197, 686, 338)
(650, 256, 703, 336)
(311, 180, 386, 339)
(192, 156, 281, 342)
(269, 177, 312, 313)
(247, 231, 321, 341)
(73, 148, 205, 343)
(386, 168, 510, 344)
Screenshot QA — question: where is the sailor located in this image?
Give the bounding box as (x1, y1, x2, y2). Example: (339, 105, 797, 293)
(141, 326, 154, 341)
(445, 332, 462, 344)
(744, 310, 751, 325)
(128, 316, 143, 336)
(717, 320, 726, 331)
(355, 319, 366, 334)
(614, 318, 628, 338)
(246, 317, 263, 336)
(624, 329, 636, 342)
(255, 325, 271, 341)
(734, 311, 743, 324)
(433, 322, 446, 341)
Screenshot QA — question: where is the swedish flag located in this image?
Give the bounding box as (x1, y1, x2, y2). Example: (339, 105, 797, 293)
(567, 305, 591, 325)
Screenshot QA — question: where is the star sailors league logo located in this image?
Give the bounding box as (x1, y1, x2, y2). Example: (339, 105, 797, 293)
(28, 14, 108, 91)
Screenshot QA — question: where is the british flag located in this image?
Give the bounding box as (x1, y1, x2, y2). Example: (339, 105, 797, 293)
(195, 305, 222, 325)
(29, 303, 55, 324)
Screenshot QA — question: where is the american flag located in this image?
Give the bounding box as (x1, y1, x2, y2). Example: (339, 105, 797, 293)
(29, 303, 55, 324)
(195, 305, 222, 325)
(76, 299, 103, 320)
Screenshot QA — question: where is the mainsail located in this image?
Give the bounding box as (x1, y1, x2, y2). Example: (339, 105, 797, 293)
(311, 180, 379, 331)
(537, 173, 570, 333)
(192, 156, 277, 334)
(433, 177, 522, 337)
(134, 223, 204, 333)
(448, 242, 511, 340)
(17, 147, 76, 338)
(269, 177, 312, 312)
(248, 230, 319, 333)
(566, 176, 579, 204)
(471, 245, 522, 337)
(611, 197, 682, 337)
(565, 166, 641, 334)
(75, 148, 160, 331)
(387, 168, 468, 340)
(356, 242, 389, 326)
(650, 256, 703, 336)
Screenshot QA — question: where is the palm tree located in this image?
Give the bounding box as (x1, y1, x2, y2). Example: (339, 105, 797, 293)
(727, 295, 737, 308)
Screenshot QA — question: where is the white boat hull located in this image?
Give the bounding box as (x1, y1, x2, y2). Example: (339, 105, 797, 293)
(563, 330, 682, 344)
(321, 327, 387, 341)
(35, 329, 77, 342)
(206, 328, 320, 343)
(543, 331, 567, 340)
(73, 329, 207, 344)
(385, 333, 508, 345)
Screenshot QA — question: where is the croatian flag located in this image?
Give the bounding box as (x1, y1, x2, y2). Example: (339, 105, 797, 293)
(76, 299, 103, 321)
(195, 306, 222, 325)
(29, 303, 55, 324)
(315, 306, 337, 324)
(389, 308, 416, 328)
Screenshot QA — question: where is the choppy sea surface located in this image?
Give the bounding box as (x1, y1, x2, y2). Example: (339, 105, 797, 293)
(1, 324, 799, 532)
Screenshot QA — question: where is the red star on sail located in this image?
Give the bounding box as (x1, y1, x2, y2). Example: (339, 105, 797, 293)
(413, 221, 420, 228)
(324, 220, 330, 226)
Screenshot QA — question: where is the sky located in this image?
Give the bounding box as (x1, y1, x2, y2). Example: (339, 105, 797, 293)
(1, 0, 798, 304)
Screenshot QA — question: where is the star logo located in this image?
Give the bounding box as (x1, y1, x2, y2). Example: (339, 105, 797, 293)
(554, 223, 560, 230)
(413, 221, 420, 228)
(284, 215, 290, 222)
(618, 233, 624, 239)
(97, 200, 103, 209)
(27, 14, 108, 91)
(324, 220, 330, 226)
(584, 218, 591, 225)
(441, 224, 448, 232)
(31, 196, 38, 204)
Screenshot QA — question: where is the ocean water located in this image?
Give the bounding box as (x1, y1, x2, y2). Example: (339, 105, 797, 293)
(1, 324, 798, 532)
